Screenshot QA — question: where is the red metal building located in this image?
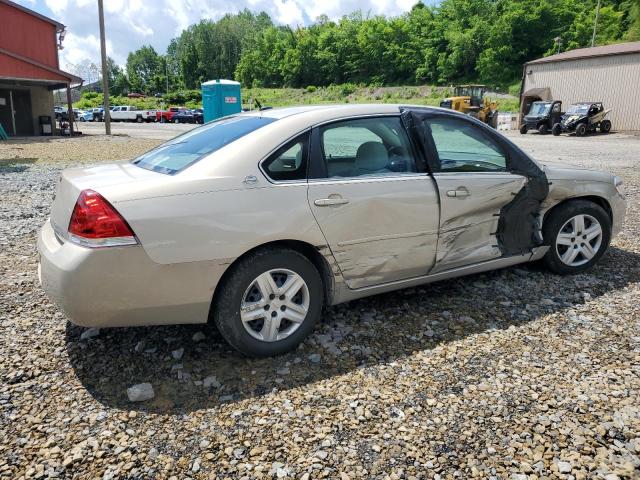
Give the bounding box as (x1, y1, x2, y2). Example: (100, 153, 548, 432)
(0, 0, 81, 136)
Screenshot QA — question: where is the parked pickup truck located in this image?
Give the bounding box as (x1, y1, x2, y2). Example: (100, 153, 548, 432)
(156, 107, 184, 123)
(110, 106, 156, 123)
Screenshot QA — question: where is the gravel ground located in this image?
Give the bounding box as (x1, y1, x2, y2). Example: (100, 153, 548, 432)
(1, 131, 639, 479)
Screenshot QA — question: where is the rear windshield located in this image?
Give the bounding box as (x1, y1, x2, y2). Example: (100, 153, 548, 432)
(133, 116, 276, 174)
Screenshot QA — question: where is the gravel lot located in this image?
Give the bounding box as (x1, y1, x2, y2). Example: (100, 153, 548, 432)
(1, 129, 639, 479)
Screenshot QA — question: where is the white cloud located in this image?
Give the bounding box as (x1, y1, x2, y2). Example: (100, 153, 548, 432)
(19, 0, 424, 74)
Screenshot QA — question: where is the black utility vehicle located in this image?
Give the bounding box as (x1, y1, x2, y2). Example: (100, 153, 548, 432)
(552, 102, 612, 136)
(520, 100, 563, 135)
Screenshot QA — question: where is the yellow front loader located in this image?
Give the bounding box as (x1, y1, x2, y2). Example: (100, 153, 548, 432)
(440, 85, 499, 128)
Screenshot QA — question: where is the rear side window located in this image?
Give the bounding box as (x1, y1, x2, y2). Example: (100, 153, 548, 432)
(262, 133, 309, 181)
(319, 117, 417, 178)
(133, 116, 277, 174)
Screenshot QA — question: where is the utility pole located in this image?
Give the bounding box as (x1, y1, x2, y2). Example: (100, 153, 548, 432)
(591, 0, 601, 47)
(98, 0, 111, 135)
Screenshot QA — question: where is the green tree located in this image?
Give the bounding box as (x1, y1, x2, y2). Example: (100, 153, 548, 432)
(126, 45, 162, 94)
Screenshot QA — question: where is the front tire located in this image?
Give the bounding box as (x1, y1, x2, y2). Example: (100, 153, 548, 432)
(538, 123, 548, 135)
(212, 248, 324, 357)
(542, 200, 611, 275)
(519, 124, 528, 135)
(552, 123, 561, 136)
(576, 123, 587, 136)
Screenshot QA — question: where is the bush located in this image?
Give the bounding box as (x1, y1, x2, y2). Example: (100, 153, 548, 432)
(339, 83, 357, 96)
(305, 85, 317, 93)
(81, 91, 100, 100)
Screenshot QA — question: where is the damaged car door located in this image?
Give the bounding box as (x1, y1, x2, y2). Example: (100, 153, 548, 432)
(421, 116, 530, 272)
(307, 116, 440, 289)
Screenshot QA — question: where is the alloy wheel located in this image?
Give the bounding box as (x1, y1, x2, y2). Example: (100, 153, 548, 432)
(240, 269, 310, 342)
(555, 214, 603, 267)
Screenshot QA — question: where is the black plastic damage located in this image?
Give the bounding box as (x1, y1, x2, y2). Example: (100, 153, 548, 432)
(400, 106, 549, 256)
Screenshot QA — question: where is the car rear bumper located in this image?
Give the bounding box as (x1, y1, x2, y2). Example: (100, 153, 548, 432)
(37, 219, 227, 328)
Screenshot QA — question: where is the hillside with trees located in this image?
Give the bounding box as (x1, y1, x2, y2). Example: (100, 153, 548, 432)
(89, 0, 640, 98)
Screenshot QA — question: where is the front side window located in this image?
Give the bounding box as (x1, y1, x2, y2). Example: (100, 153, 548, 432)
(428, 117, 507, 173)
(319, 117, 417, 178)
(262, 133, 308, 181)
(133, 116, 277, 174)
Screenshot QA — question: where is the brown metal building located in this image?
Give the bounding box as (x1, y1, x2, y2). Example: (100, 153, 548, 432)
(0, 0, 81, 136)
(521, 41, 640, 131)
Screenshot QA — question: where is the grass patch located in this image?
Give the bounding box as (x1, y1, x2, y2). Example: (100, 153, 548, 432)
(73, 84, 520, 113)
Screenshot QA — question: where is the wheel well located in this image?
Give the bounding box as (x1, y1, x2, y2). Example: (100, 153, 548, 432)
(543, 195, 613, 228)
(209, 240, 334, 320)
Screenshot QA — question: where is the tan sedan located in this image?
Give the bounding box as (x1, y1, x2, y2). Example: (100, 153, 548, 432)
(38, 104, 626, 356)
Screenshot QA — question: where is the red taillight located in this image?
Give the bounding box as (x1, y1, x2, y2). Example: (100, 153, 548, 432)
(68, 189, 137, 247)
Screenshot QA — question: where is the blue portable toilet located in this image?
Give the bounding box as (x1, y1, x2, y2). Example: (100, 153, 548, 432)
(201, 79, 241, 123)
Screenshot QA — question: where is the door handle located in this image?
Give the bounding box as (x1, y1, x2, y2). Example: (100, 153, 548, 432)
(446, 188, 471, 198)
(314, 197, 349, 206)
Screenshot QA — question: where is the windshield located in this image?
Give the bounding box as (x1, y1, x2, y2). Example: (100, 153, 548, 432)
(528, 102, 551, 116)
(454, 86, 484, 98)
(133, 116, 277, 174)
(566, 104, 589, 115)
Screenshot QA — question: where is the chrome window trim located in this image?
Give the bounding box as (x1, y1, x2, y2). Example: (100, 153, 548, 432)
(307, 172, 431, 186)
(432, 171, 521, 177)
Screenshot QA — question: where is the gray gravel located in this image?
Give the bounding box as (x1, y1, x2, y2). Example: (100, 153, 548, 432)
(1, 131, 639, 479)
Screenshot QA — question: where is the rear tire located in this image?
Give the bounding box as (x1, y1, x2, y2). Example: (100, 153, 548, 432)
(600, 119, 612, 133)
(538, 123, 548, 135)
(519, 124, 528, 134)
(576, 123, 587, 136)
(136, 116, 143, 123)
(542, 200, 611, 275)
(552, 123, 561, 136)
(212, 248, 324, 357)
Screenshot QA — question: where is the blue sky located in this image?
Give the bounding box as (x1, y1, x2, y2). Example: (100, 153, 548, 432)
(15, 0, 425, 73)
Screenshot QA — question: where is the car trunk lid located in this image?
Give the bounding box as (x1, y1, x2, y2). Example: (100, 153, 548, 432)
(50, 162, 163, 239)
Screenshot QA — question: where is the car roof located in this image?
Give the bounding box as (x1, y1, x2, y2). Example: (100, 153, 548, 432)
(239, 104, 449, 121)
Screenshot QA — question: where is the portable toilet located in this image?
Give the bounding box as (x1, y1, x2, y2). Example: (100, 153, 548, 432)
(201, 79, 241, 122)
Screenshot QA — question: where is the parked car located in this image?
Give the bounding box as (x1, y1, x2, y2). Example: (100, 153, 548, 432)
(54, 106, 65, 120)
(77, 110, 94, 122)
(110, 106, 156, 123)
(520, 100, 563, 135)
(172, 109, 204, 124)
(552, 102, 612, 136)
(156, 107, 183, 122)
(57, 109, 82, 122)
(87, 108, 104, 122)
(38, 104, 626, 357)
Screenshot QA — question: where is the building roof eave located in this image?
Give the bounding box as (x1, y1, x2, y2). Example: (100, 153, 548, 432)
(0, 47, 82, 85)
(525, 41, 640, 66)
